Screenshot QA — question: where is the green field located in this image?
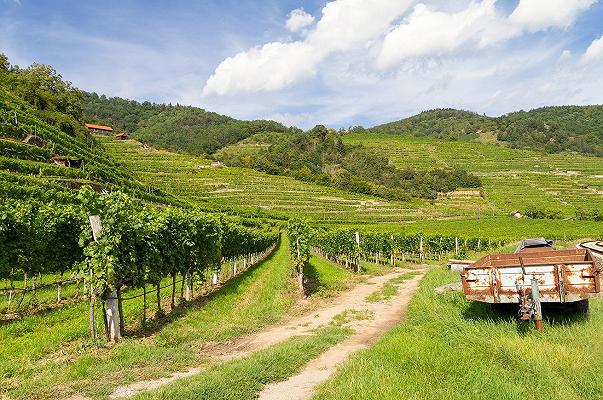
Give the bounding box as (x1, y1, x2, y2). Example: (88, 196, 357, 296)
(344, 133, 603, 217)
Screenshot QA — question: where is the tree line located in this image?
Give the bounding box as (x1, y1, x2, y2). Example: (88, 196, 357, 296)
(0, 53, 84, 139)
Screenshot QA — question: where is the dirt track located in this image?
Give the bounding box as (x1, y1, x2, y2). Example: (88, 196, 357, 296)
(109, 268, 425, 399)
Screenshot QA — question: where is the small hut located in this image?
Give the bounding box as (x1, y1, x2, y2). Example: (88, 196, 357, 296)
(85, 123, 113, 134)
(115, 132, 128, 140)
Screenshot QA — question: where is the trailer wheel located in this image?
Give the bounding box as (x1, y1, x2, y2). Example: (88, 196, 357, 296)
(571, 299, 589, 314)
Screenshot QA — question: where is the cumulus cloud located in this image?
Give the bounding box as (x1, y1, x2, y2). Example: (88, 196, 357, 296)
(305, 0, 411, 52)
(203, 41, 318, 95)
(376, 0, 598, 70)
(583, 35, 603, 64)
(286, 9, 315, 32)
(376, 1, 515, 69)
(510, 0, 596, 32)
(203, 0, 413, 96)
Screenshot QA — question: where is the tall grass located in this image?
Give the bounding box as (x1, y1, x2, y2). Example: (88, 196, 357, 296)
(315, 267, 603, 400)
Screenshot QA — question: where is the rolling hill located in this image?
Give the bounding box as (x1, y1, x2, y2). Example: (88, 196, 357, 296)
(372, 106, 603, 156)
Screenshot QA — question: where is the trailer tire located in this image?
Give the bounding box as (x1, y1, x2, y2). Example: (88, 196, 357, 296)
(571, 299, 589, 314)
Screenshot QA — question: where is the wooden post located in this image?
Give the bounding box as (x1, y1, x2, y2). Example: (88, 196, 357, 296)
(105, 290, 120, 342)
(89, 290, 96, 339)
(455, 237, 459, 255)
(171, 273, 176, 309)
(88, 215, 104, 340)
(117, 286, 124, 334)
(185, 270, 193, 301)
(57, 271, 63, 303)
(296, 238, 304, 295)
(419, 236, 424, 263)
(390, 235, 395, 266)
(212, 269, 218, 285)
(355, 231, 361, 273)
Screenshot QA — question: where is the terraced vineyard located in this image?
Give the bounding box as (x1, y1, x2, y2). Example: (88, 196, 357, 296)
(344, 133, 603, 217)
(100, 137, 492, 223)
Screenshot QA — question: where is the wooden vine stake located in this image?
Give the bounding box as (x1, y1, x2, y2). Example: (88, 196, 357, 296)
(89, 215, 120, 343)
(296, 238, 304, 295)
(185, 270, 193, 301)
(355, 231, 361, 273)
(390, 234, 395, 266)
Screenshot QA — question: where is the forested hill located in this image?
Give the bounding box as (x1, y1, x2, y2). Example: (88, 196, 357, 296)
(82, 92, 290, 154)
(372, 106, 603, 157)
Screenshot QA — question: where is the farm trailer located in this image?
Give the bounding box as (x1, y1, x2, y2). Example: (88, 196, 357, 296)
(460, 240, 602, 332)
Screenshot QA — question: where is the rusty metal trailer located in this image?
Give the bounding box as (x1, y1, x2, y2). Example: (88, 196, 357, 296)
(461, 245, 602, 331)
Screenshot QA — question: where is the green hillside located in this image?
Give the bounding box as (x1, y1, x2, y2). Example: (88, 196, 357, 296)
(372, 106, 603, 156)
(215, 127, 481, 201)
(0, 56, 171, 204)
(82, 92, 289, 154)
(343, 133, 603, 219)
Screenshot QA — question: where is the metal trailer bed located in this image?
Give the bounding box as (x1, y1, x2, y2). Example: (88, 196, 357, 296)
(461, 247, 602, 331)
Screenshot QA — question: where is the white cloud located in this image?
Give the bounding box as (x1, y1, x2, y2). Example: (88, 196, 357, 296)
(202, 0, 413, 96)
(286, 9, 315, 32)
(306, 0, 412, 52)
(376, 0, 598, 70)
(510, 0, 596, 32)
(202, 41, 318, 96)
(376, 1, 516, 69)
(582, 35, 603, 64)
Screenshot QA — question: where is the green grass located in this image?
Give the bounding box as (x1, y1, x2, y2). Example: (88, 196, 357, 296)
(134, 325, 350, 400)
(0, 273, 81, 315)
(314, 267, 603, 400)
(330, 309, 374, 326)
(366, 271, 422, 302)
(388, 271, 422, 284)
(366, 282, 398, 303)
(359, 260, 397, 276)
(305, 253, 353, 297)
(1, 237, 298, 399)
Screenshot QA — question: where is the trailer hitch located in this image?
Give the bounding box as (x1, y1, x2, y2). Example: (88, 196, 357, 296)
(518, 277, 543, 332)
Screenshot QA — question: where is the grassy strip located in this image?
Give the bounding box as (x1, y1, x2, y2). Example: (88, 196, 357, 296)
(366, 271, 422, 302)
(135, 325, 351, 400)
(305, 253, 354, 298)
(365, 283, 398, 303)
(2, 237, 296, 399)
(388, 271, 422, 284)
(360, 260, 395, 276)
(315, 267, 603, 400)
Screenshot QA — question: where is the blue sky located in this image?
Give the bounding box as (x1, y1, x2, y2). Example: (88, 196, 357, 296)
(1, 0, 603, 128)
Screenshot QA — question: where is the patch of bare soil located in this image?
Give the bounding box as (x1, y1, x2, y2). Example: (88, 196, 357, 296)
(108, 269, 426, 399)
